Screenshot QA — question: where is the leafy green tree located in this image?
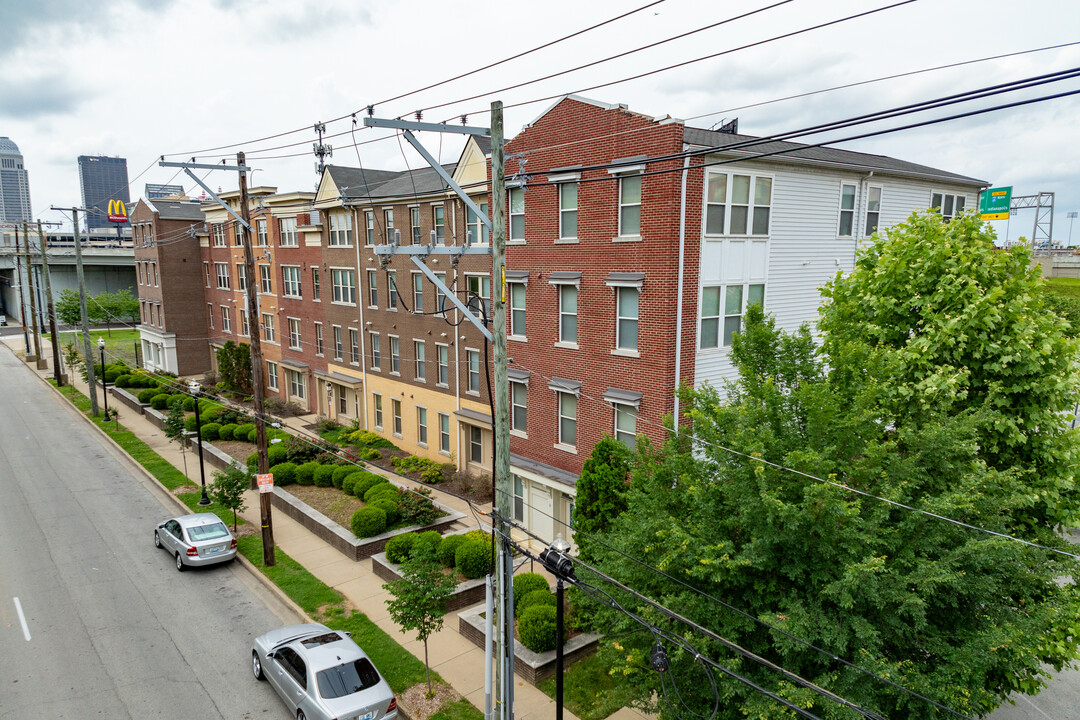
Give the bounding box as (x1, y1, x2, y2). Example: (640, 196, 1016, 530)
(95, 289, 140, 334)
(164, 401, 189, 479)
(383, 542, 457, 697)
(573, 436, 631, 561)
(216, 341, 253, 395)
(211, 465, 251, 531)
(55, 289, 83, 327)
(586, 213, 1080, 719)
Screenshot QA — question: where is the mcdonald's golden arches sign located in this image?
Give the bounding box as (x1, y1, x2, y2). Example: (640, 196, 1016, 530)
(107, 199, 128, 223)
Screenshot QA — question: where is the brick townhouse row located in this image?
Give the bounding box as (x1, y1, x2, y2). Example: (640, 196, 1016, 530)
(132, 95, 986, 547)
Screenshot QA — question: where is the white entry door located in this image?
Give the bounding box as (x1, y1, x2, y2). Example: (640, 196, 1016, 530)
(528, 483, 554, 547)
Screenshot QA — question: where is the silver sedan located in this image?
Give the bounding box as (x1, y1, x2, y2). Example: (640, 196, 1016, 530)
(154, 513, 238, 571)
(252, 623, 398, 720)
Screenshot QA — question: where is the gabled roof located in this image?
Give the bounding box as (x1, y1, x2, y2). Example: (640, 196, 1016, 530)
(683, 126, 987, 186)
(370, 164, 456, 198)
(147, 198, 205, 221)
(324, 165, 403, 200)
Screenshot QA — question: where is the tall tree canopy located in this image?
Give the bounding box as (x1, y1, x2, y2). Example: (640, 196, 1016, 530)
(583, 212, 1080, 719)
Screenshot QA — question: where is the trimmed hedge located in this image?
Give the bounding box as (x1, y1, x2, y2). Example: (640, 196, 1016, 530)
(373, 499, 401, 525)
(295, 462, 320, 486)
(341, 472, 366, 495)
(183, 396, 197, 412)
(455, 539, 492, 580)
(234, 423, 256, 442)
(365, 483, 400, 504)
(359, 447, 381, 461)
(354, 473, 387, 497)
(115, 374, 132, 388)
(218, 423, 237, 441)
(332, 465, 355, 489)
(437, 535, 468, 568)
(351, 506, 387, 538)
(518, 589, 557, 614)
(200, 422, 221, 442)
(385, 532, 417, 564)
(137, 387, 160, 404)
(247, 428, 258, 443)
(268, 462, 298, 486)
(184, 416, 199, 432)
(518, 605, 560, 653)
(246, 444, 289, 471)
(150, 393, 171, 410)
(313, 465, 336, 489)
(513, 573, 550, 612)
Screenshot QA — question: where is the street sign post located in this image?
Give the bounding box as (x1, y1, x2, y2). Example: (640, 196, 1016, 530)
(979, 186, 1012, 220)
(257, 473, 274, 494)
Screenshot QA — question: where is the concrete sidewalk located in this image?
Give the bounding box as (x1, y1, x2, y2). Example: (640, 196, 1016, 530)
(2, 335, 647, 720)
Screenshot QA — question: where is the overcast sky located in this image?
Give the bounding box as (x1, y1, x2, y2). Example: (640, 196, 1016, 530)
(2, 0, 1078, 245)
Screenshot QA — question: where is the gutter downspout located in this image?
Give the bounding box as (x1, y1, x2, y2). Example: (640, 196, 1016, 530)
(857, 171, 874, 266)
(354, 205, 370, 430)
(674, 151, 692, 424)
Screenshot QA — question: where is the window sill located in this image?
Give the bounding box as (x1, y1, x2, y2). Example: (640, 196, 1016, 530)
(508, 335, 527, 343)
(331, 302, 357, 307)
(554, 341, 579, 350)
(465, 390, 480, 397)
(289, 346, 303, 352)
(510, 429, 528, 439)
(554, 442, 578, 455)
(507, 239, 526, 245)
(370, 367, 382, 373)
(417, 442, 428, 449)
(415, 378, 427, 384)
(611, 348, 640, 358)
(386, 308, 398, 313)
(390, 371, 400, 377)
(554, 238, 579, 244)
(438, 449, 451, 457)
(393, 433, 403, 440)
(612, 235, 642, 243)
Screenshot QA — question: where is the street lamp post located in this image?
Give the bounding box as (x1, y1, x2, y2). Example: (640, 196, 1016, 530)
(97, 337, 109, 419)
(190, 380, 211, 506)
(540, 533, 576, 720)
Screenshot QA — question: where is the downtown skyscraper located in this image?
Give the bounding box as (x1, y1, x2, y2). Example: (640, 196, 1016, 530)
(0, 137, 33, 223)
(78, 155, 129, 231)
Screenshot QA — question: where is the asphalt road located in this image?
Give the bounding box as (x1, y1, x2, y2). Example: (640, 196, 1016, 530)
(0, 346, 294, 719)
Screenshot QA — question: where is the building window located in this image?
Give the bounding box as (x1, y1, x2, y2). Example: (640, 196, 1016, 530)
(338, 387, 348, 415)
(415, 341, 426, 381)
(467, 201, 489, 245)
(437, 344, 449, 386)
(221, 306, 231, 333)
(262, 313, 276, 343)
(706, 172, 772, 236)
(559, 285, 577, 344)
(329, 212, 353, 246)
(349, 329, 359, 365)
(331, 268, 356, 304)
(513, 475, 525, 522)
(466, 350, 480, 394)
(373, 394, 383, 429)
(287, 369, 305, 399)
(365, 211, 375, 245)
(616, 287, 639, 352)
(204, 262, 211, 288)
(838, 183, 856, 237)
(392, 399, 402, 436)
(367, 270, 378, 307)
(559, 183, 578, 239)
(315, 322, 324, 356)
(931, 192, 965, 222)
(333, 325, 343, 361)
(410, 207, 421, 244)
(433, 205, 445, 244)
(311, 268, 320, 300)
(212, 223, 226, 247)
(259, 264, 272, 294)
(866, 186, 883, 235)
(557, 391, 577, 448)
(614, 404, 637, 448)
(288, 318, 302, 349)
(438, 413, 450, 454)
(618, 174, 642, 237)
(282, 266, 302, 298)
(207, 304, 214, 329)
(509, 282, 526, 337)
(700, 284, 765, 348)
(267, 361, 279, 391)
(240, 308, 250, 337)
(236, 263, 247, 291)
(417, 407, 428, 446)
(279, 217, 298, 246)
(384, 209, 394, 243)
(256, 219, 268, 246)
(511, 381, 527, 433)
(470, 426, 483, 463)
(234, 222, 244, 246)
(389, 336, 400, 374)
(370, 332, 381, 368)
(435, 272, 447, 315)
(509, 187, 524, 240)
(467, 275, 491, 319)
(412, 273, 423, 312)
(387, 271, 398, 310)
(215, 263, 230, 289)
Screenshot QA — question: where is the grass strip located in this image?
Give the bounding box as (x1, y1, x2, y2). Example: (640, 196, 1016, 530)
(537, 650, 628, 720)
(430, 698, 485, 720)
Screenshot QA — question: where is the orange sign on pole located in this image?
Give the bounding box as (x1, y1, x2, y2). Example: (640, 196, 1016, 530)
(257, 473, 274, 494)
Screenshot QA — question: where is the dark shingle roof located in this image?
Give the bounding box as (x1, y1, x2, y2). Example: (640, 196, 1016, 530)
(473, 136, 492, 156)
(325, 162, 459, 201)
(324, 165, 403, 199)
(371, 164, 456, 197)
(148, 199, 205, 221)
(683, 127, 986, 186)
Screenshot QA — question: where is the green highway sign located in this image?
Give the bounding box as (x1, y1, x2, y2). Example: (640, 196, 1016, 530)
(979, 186, 1012, 220)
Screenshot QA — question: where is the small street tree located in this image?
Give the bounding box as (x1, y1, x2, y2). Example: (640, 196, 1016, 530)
(573, 435, 631, 562)
(211, 465, 250, 531)
(383, 542, 457, 697)
(216, 341, 253, 395)
(163, 401, 189, 479)
(55, 289, 83, 327)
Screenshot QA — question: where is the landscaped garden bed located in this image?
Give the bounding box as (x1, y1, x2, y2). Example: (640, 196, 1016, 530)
(371, 528, 491, 612)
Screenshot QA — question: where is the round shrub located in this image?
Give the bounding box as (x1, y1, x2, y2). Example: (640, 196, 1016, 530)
(385, 532, 418, 563)
(234, 423, 256, 442)
(114, 374, 132, 388)
(513, 573, 550, 612)
(269, 462, 297, 486)
(168, 393, 187, 408)
(200, 422, 221, 442)
(313, 465, 336, 488)
(412, 530, 441, 556)
(103, 367, 123, 383)
(374, 499, 401, 525)
(268, 444, 289, 466)
(247, 428, 257, 443)
(354, 473, 387, 497)
(183, 396, 197, 411)
(455, 539, 493, 580)
(246, 452, 258, 470)
(437, 535, 468, 568)
(150, 393, 170, 410)
(218, 423, 237, 441)
(184, 415, 199, 432)
(518, 605, 560, 653)
(360, 447, 382, 461)
(365, 483, 400, 504)
(341, 472, 365, 495)
(137, 387, 158, 404)
(351, 506, 387, 538)
(518, 589, 557, 614)
(420, 467, 441, 484)
(332, 466, 355, 489)
(295, 462, 320, 486)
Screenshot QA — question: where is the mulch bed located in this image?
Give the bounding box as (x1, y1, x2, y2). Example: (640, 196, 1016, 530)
(286, 484, 363, 529)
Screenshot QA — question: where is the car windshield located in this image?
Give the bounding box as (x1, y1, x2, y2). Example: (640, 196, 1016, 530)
(316, 658, 380, 699)
(187, 523, 230, 541)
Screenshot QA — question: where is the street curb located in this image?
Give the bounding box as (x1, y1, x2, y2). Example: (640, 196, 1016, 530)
(12, 349, 311, 626)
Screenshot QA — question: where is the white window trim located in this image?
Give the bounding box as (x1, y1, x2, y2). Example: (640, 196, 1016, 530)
(508, 280, 527, 341)
(555, 178, 580, 243)
(330, 266, 357, 306)
(414, 339, 426, 383)
(704, 170, 774, 238)
(837, 182, 857, 238)
(416, 405, 428, 448)
(612, 170, 643, 241)
(287, 316, 302, 350)
(388, 334, 400, 376)
(510, 378, 528, 439)
(391, 398, 403, 439)
(372, 392, 384, 431)
(465, 347, 482, 396)
(435, 342, 450, 388)
(281, 265, 302, 299)
(437, 412, 451, 456)
(865, 185, 884, 237)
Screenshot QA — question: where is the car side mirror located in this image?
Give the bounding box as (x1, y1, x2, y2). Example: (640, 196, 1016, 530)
(266, 651, 276, 660)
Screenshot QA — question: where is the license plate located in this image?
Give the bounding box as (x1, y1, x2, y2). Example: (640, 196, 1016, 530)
(357, 712, 375, 720)
(208, 547, 221, 554)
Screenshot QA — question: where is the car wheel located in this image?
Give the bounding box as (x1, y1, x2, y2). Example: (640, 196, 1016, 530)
(297, 711, 306, 720)
(175, 553, 185, 572)
(252, 651, 265, 681)
(154, 530, 161, 548)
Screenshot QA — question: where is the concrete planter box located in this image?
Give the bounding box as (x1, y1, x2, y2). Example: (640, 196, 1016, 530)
(457, 604, 601, 685)
(192, 437, 244, 472)
(112, 386, 146, 413)
(271, 486, 465, 562)
(144, 406, 168, 430)
(371, 532, 487, 613)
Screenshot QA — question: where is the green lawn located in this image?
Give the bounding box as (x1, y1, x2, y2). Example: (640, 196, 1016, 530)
(538, 650, 628, 720)
(47, 328, 141, 365)
(1045, 277, 1080, 300)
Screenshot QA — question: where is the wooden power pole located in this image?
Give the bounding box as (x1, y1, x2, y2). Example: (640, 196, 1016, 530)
(37, 221, 63, 385)
(21, 222, 45, 368)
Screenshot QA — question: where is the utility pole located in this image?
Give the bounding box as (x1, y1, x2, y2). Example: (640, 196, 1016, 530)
(14, 234, 30, 355)
(37, 221, 63, 385)
(21, 222, 45, 368)
(73, 209, 99, 416)
(238, 150, 275, 566)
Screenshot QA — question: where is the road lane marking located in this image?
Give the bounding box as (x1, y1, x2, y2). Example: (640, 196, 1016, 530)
(13, 597, 30, 641)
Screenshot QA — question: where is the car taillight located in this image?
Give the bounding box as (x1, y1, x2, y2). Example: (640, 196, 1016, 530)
(230, 539, 237, 549)
(186, 547, 199, 556)
(387, 697, 397, 713)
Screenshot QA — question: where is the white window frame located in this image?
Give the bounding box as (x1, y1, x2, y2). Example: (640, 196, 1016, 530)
(365, 211, 375, 245)
(262, 312, 276, 344)
(256, 218, 268, 247)
(704, 171, 773, 236)
(314, 321, 324, 356)
(212, 223, 226, 247)
(215, 263, 230, 290)
(331, 268, 356, 305)
(207, 303, 214, 330)
(332, 325, 343, 361)
(838, 183, 856, 237)
(931, 191, 966, 222)
(466, 349, 481, 395)
(373, 393, 383, 430)
(436, 343, 449, 387)
(617, 173, 642, 239)
(282, 265, 302, 298)
(556, 390, 577, 451)
(438, 412, 451, 455)
(311, 267, 320, 301)
(370, 331, 381, 369)
(389, 335, 400, 375)
(467, 200, 489, 246)
(614, 403, 637, 448)
(387, 271, 398, 310)
(410, 206, 421, 244)
(266, 361, 279, 391)
(279, 217, 298, 247)
(700, 283, 766, 349)
(432, 205, 445, 244)
(235, 263, 247, 292)
(866, 185, 883, 236)
(240, 308, 250, 337)
(416, 406, 428, 447)
(513, 475, 526, 522)
(349, 328, 360, 365)
(466, 274, 491, 319)
(367, 270, 379, 308)
(203, 262, 210, 288)
(329, 212, 353, 246)
(259, 264, 272, 294)
(558, 182, 578, 240)
(287, 368, 305, 399)
(510, 380, 527, 436)
(288, 317, 302, 350)
(508, 187, 525, 242)
(614, 286, 639, 354)
(384, 209, 394, 244)
(391, 398, 402, 437)
(221, 305, 231, 333)
(412, 272, 424, 312)
(414, 340, 426, 382)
